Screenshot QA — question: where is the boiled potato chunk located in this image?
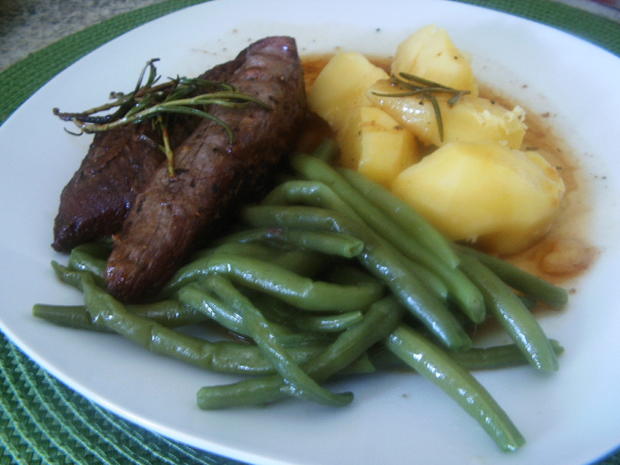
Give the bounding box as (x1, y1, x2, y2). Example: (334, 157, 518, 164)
(392, 142, 565, 254)
(338, 106, 419, 186)
(308, 52, 388, 130)
(368, 80, 526, 148)
(392, 25, 478, 96)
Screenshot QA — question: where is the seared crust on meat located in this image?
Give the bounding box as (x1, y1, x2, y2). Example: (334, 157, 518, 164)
(52, 56, 246, 252)
(106, 36, 307, 301)
(52, 124, 163, 252)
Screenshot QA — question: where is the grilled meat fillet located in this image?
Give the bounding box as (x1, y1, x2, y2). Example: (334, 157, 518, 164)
(106, 36, 307, 301)
(52, 56, 245, 252)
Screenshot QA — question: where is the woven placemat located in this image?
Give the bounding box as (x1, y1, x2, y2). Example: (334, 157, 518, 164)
(0, 1, 618, 464)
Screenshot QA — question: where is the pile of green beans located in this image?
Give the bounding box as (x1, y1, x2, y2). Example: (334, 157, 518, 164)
(34, 140, 569, 453)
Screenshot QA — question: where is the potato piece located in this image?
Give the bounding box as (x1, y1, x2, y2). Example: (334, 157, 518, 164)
(368, 80, 526, 149)
(392, 142, 565, 254)
(392, 25, 478, 95)
(338, 106, 419, 186)
(309, 52, 388, 130)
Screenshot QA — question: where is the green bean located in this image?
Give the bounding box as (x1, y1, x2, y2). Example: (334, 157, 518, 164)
(311, 138, 339, 163)
(52, 260, 102, 289)
(319, 265, 419, 333)
(290, 154, 485, 323)
(456, 245, 568, 309)
(33, 300, 205, 331)
(262, 180, 448, 300)
(339, 353, 376, 375)
(33, 304, 110, 332)
(162, 253, 383, 312)
(177, 284, 330, 347)
(263, 179, 358, 218)
(52, 261, 208, 326)
(79, 273, 325, 375)
(240, 266, 368, 334)
(386, 325, 525, 452)
(68, 247, 106, 279)
(323, 263, 379, 287)
(192, 242, 281, 261)
(194, 243, 326, 278)
(293, 311, 364, 333)
(213, 246, 328, 278)
(129, 301, 203, 325)
(370, 339, 564, 372)
(308, 297, 405, 380)
(404, 262, 450, 301)
(453, 339, 564, 371)
(458, 253, 559, 372)
(197, 296, 404, 409)
(244, 291, 299, 327)
(177, 284, 245, 334)
(269, 249, 328, 277)
(221, 227, 364, 258)
(518, 294, 538, 311)
(339, 167, 460, 268)
(70, 241, 112, 258)
(243, 205, 471, 350)
(203, 275, 352, 407)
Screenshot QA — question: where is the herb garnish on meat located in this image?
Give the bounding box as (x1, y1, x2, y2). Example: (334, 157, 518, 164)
(53, 58, 270, 176)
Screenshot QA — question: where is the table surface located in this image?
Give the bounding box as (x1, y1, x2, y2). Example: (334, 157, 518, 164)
(0, 0, 163, 72)
(0, 0, 618, 73)
(0, 1, 619, 464)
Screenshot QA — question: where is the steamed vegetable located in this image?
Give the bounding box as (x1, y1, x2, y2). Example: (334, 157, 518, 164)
(308, 51, 388, 129)
(307, 52, 419, 182)
(368, 80, 526, 148)
(392, 141, 565, 254)
(307, 25, 566, 255)
(338, 106, 419, 186)
(391, 25, 478, 96)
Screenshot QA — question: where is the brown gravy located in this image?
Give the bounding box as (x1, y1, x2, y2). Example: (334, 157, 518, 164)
(300, 54, 597, 284)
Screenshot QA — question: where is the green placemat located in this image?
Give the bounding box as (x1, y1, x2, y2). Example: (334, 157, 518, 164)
(0, 1, 618, 464)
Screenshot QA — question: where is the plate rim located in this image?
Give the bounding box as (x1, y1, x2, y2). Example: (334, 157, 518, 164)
(1, 1, 620, 465)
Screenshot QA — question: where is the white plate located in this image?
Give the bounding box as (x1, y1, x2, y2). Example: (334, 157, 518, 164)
(1, 1, 619, 464)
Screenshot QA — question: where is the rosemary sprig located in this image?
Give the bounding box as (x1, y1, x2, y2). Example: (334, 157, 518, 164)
(371, 72, 470, 143)
(53, 59, 270, 176)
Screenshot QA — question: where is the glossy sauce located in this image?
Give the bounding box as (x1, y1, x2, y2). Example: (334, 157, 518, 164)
(300, 54, 596, 284)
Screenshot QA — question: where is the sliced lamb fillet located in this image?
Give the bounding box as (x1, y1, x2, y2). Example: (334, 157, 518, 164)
(51, 55, 246, 252)
(106, 36, 306, 301)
